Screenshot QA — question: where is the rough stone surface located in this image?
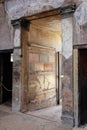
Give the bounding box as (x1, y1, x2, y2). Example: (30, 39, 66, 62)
(61, 17, 74, 126)
(12, 48, 22, 112)
(12, 26, 22, 112)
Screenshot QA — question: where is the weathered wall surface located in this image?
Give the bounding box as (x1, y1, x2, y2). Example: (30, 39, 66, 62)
(5, 0, 87, 21)
(73, 20, 87, 46)
(5, 0, 64, 20)
(28, 46, 56, 111)
(61, 17, 73, 126)
(29, 24, 62, 52)
(12, 25, 22, 112)
(73, 1, 87, 46)
(27, 23, 60, 111)
(0, 3, 13, 50)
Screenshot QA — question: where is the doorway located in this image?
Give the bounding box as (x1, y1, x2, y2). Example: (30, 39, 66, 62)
(21, 10, 62, 125)
(78, 49, 87, 125)
(0, 52, 13, 105)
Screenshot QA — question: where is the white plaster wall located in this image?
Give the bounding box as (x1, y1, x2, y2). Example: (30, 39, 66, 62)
(74, 0, 87, 25)
(62, 17, 73, 59)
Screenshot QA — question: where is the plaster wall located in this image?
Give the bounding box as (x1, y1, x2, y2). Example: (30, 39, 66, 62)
(5, 0, 64, 20)
(29, 24, 62, 52)
(0, 3, 13, 50)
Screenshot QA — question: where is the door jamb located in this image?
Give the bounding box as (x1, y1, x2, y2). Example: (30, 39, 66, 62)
(73, 49, 79, 127)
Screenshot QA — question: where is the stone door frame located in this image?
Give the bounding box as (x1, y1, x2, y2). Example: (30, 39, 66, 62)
(74, 45, 87, 127)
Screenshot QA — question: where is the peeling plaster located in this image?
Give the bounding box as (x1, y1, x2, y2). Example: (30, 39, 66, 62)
(62, 17, 73, 59)
(4, 0, 87, 26)
(74, 1, 87, 25)
(5, 0, 64, 20)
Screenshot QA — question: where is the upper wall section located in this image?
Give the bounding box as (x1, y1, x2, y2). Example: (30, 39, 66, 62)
(0, 4, 13, 50)
(29, 16, 62, 52)
(74, 0, 87, 25)
(73, 0, 87, 45)
(5, 0, 87, 26)
(5, 0, 65, 20)
(62, 17, 73, 59)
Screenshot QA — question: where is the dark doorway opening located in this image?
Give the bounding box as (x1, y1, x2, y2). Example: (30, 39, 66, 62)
(0, 51, 13, 105)
(78, 49, 87, 125)
(56, 52, 62, 105)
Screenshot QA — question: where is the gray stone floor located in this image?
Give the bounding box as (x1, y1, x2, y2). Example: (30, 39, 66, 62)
(0, 104, 72, 130)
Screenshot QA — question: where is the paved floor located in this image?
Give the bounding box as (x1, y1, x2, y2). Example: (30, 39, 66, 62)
(26, 105, 62, 123)
(0, 103, 72, 130)
(74, 126, 87, 130)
